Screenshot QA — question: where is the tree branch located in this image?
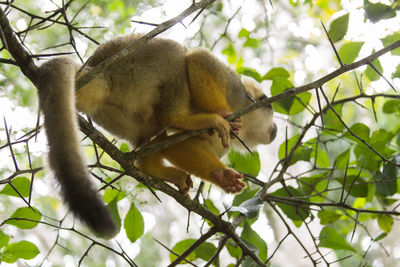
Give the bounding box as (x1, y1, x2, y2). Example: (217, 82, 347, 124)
(0, 6, 38, 85)
(229, 40, 400, 121)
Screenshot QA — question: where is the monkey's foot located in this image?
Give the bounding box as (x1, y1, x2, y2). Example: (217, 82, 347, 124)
(173, 175, 193, 197)
(210, 168, 245, 193)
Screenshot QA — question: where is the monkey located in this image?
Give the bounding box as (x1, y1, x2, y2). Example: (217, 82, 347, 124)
(37, 34, 277, 238)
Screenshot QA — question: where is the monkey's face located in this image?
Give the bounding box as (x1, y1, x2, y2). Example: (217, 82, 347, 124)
(238, 102, 277, 147)
(234, 78, 277, 151)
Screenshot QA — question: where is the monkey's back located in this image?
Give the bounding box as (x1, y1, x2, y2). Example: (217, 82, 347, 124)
(80, 34, 190, 146)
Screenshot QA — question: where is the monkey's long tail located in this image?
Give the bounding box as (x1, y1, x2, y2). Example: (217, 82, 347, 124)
(37, 57, 117, 239)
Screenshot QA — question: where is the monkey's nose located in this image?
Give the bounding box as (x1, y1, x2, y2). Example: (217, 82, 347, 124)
(269, 123, 277, 143)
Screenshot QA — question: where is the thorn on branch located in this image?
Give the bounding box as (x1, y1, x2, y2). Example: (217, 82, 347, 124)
(367, 62, 397, 92)
(131, 20, 160, 27)
(315, 88, 324, 127)
(353, 72, 364, 95)
(320, 20, 344, 67)
(230, 130, 253, 155)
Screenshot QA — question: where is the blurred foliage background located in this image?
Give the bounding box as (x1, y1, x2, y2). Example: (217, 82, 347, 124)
(0, 0, 399, 266)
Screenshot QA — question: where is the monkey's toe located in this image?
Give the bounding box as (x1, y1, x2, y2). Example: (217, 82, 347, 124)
(175, 175, 193, 197)
(186, 175, 194, 189)
(210, 168, 245, 194)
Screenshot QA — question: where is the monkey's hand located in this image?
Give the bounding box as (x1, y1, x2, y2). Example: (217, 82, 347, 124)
(229, 117, 242, 137)
(212, 116, 231, 148)
(210, 168, 245, 193)
(212, 112, 242, 148)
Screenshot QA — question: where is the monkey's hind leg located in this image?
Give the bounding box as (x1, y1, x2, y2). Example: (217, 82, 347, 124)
(136, 150, 193, 196)
(163, 137, 245, 194)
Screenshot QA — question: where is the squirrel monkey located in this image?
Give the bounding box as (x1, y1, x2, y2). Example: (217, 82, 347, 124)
(37, 34, 276, 238)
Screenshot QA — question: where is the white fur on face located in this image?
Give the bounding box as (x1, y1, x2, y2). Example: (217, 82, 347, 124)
(232, 78, 276, 152)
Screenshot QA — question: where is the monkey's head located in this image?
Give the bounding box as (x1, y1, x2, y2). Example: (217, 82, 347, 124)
(233, 77, 277, 151)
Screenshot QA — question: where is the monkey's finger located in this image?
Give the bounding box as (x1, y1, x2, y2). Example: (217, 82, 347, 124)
(219, 131, 229, 148)
(215, 120, 231, 147)
(229, 120, 242, 133)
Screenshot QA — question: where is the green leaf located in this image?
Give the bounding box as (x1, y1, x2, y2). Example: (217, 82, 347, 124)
(228, 150, 260, 176)
(354, 143, 379, 172)
(103, 188, 126, 204)
(365, 56, 383, 81)
(318, 226, 356, 252)
(170, 239, 197, 262)
(278, 134, 312, 165)
(328, 13, 349, 42)
(244, 38, 261, 48)
(226, 241, 242, 259)
(124, 203, 144, 242)
(311, 179, 329, 203)
(269, 76, 292, 94)
(232, 188, 259, 207)
(230, 196, 263, 218)
(0, 230, 9, 249)
(270, 186, 310, 222)
(241, 221, 268, 262)
(369, 129, 393, 153)
(237, 67, 262, 82)
(222, 43, 237, 64)
(374, 232, 388, 241)
(338, 42, 364, 64)
(381, 33, 400, 56)
(270, 75, 311, 115)
(336, 175, 368, 197)
(6, 207, 41, 229)
(383, 99, 400, 114)
(0, 177, 30, 198)
(204, 199, 220, 215)
(263, 67, 290, 80)
(107, 197, 121, 232)
(392, 64, 400, 78)
(238, 28, 250, 38)
(169, 239, 217, 263)
(195, 242, 217, 261)
(377, 214, 393, 232)
(318, 210, 341, 225)
(313, 149, 330, 168)
(364, 0, 396, 23)
(375, 162, 398, 197)
(2, 241, 40, 263)
(344, 123, 370, 142)
(335, 149, 350, 169)
(299, 175, 325, 194)
(119, 143, 130, 153)
(322, 104, 345, 131)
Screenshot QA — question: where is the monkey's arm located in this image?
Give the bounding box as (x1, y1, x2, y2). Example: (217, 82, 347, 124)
(166, 112, 232, 147)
